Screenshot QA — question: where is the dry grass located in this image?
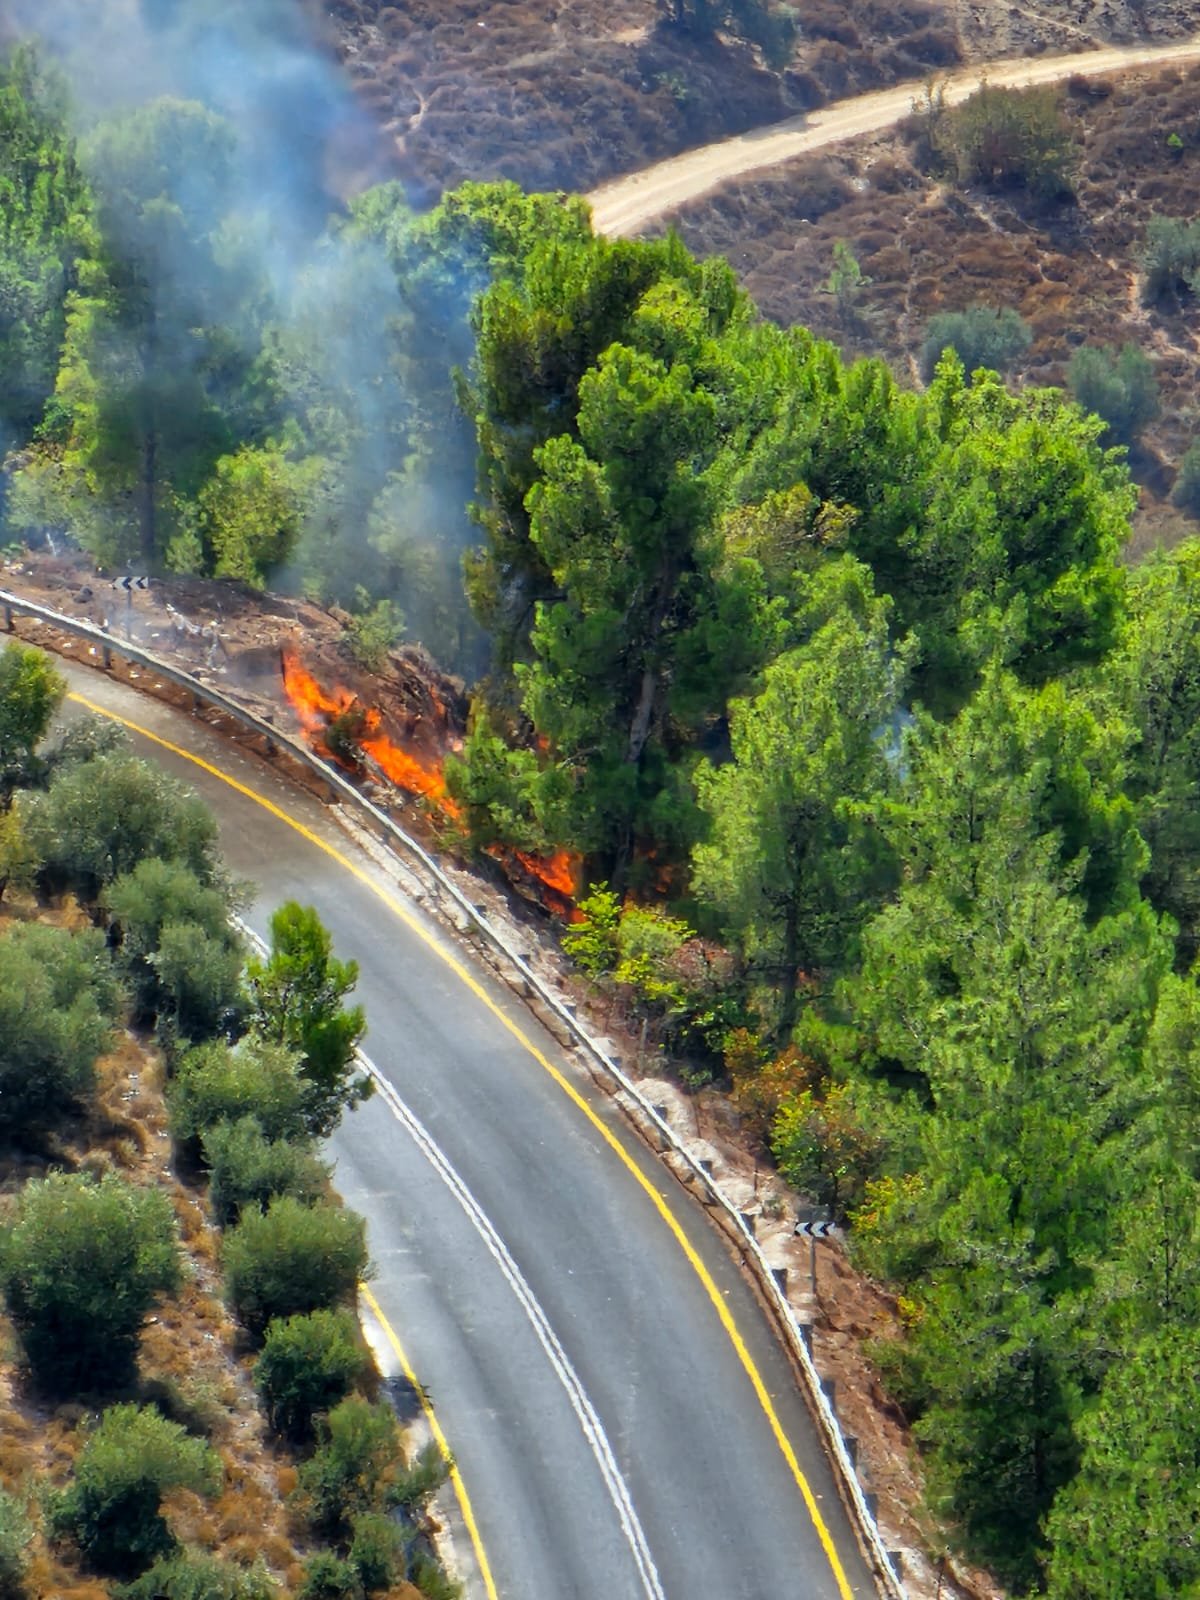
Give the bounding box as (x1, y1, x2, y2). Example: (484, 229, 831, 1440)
(657, 59, 1200, 555)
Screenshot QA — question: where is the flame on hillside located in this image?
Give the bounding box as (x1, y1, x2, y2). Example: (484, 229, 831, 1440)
(280, 647, 582, 914)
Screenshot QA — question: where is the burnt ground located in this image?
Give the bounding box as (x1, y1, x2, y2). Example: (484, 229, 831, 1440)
(323, 0, 1200, 199)
(655, 58, 1200, 557)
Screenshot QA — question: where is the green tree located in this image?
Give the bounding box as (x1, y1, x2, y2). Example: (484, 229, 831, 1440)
(23, 750, 220, 900)
(52, 1404, 220, 1575)
(0, 921, 118, 1135)
(1173, 437, 1200, 517)
(294, 1554, 362, 1600)
(247, 903, 370, 1137)
(919, 305, 1031, 382)
(1140, 213, 1200, 306)
(0, 1172, 181, 1394)
(0, 641, 64, 800)
(203, 1117, 330, 1226)
(946, 82, 1075, 198)
(692, 559, 900, 1029)
(117, 1551, 279, 1600)
(104, 858, 243, 1036)
(0, 1488, 31, 1600)
(0, 808, 37, 903)
(1068, 342, 1160, 448)
(199, 444, 313, 586)
(1044, 1329, 1200, 1599)
(254, 1308, 366, 1440)
(824, 240, 869, 329)
(221, 1196, 370, 1338)
(167, 1034, 311, 1149)
(294, 1396, 404, 1540)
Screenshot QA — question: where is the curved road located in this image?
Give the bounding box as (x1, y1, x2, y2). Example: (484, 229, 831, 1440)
(587, 35, 1200, 235)
(58, 660, 879, 1600)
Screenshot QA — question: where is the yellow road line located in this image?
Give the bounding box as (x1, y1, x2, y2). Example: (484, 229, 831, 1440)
(361, 1283, 500, 1600)
(69, 688, 857, 1600)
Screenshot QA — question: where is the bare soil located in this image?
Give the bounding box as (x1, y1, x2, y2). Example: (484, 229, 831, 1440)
(652, 58, 1200, 555)
(324, 0, 1200, 198)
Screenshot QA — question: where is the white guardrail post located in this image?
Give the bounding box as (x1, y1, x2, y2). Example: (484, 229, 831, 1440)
(0, 587, 907, 1599)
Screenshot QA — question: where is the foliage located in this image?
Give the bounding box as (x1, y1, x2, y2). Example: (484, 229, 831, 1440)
(1173, 437, 1200, 517)
(0, 641, 64, 799)
(199, 446, 312, 586)
(560, 883, 622, 977)
(771, 1083, 880, 1212)
(943, 82, 1075, 198)
(919, 305, 1031, 382)
(23, 750, 221, 901)
(0, 1488, 31, 1600)
(345, 596, 405, 673)
(116, 1551, 279, 1600)
(221, 1196, 370, 1338)
(0, 1171, 181, 1394)
(104, 858, 243, 1038)
(294, 1553, 363, 1600)
(168, 1034, 311, 1148)
(52, 1404, 220, 1576)
(349, 1511, 411, 1594)
(294, 1396, 404, 1540)
(657, 0, 798, 67)
(247, 902, 371, 1136)
(0, 807, 36, 903)
(1068, 342, 1160, 448)
(0, 920, 118, 1135)
(254, 1308, 366, 1440)
(1140, 213, 1200, 306)
(824, 240, 869, 327)
(203, 1116, 330, 1226)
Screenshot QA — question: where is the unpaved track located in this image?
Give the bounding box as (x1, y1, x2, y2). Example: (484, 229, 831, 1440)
(588, 36, 1200, 235)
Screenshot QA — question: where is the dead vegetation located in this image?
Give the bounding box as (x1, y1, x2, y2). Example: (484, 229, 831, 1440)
(324, 0, 1200, 199)
(655, 59, 1200, 556)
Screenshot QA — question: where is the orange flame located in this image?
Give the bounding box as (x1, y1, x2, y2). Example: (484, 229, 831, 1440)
(280, 647, 582, 915)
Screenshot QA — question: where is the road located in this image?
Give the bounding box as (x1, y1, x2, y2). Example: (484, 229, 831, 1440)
(587, 35, 1200, 235)
(57, 660, 881, 1600)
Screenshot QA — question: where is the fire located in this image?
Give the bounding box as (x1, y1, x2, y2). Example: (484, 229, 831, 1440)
(280, 646, 582, 915)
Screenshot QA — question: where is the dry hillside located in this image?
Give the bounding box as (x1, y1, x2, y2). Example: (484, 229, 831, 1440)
(325, 0, 1200, 197)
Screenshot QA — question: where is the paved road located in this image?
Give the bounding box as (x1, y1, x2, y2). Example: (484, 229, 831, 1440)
(58, 660, 880, 1600)
(587, 36, 1200, 235)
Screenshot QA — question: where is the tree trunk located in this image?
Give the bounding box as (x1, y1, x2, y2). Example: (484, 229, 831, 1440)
(779, 893, 800, 1035)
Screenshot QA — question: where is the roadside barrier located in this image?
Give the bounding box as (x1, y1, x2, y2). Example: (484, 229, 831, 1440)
(1, 587, 907, 1599)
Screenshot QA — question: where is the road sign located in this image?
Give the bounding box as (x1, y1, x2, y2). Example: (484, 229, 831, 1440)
(794, 1219, 836, 1238)
(110, 575, 149, 592)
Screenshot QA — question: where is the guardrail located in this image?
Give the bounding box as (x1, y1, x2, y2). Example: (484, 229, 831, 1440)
(1, 585, 907, 1599)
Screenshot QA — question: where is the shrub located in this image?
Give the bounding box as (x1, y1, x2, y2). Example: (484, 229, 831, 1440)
(1174, 439, 1200, 517)
(0, 1172, 181, 1394)
(1141, 214, 1200, 306)
(116, 1551, 279, 1600)
(294, 1397, 402, 1539)
(23, 751, 221, 901)
(345, 596, 405, 673)
(1068, 342, 1160, 447)
(390, 1441, 452, 1513)
(946, 82, 1074, 198)
(247, 903, 370, 1137)
(222, 1197, 370, 1337)
(52, 1404, 221, 1575)
(168, 1035, 310, 1149)
(0, 921, 119, 1135)
(561, 883, 621, 976)
(771, 1083, 881, 1215)
(254, 1307, 366, 1439)
(203, 1117, 330, 1226)
(349, 1511, 411, 1593)
(104, 859, 243, 1037)
(295, 1553, 363, 1600)
(0, 640, 64, 799)
(0, 1488, 31, 1600)
(919, 306, 1032, 381)
(408, 1554, 462, 1600)
(0, 809, 36, 904)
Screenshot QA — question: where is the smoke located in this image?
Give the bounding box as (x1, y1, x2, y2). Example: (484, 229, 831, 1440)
(3, 0, 485, 673)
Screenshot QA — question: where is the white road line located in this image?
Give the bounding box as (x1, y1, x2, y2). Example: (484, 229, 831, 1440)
(238, 921, 667, 1600)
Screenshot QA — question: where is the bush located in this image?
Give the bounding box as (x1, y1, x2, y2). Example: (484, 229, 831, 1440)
(23, 751, 221, 901)
(168, 1035, 310, 1149)
(345, 596, 405, 673)
(52, 1404, 221, 1575)
(0, 640, 64, 799)
(204, 1117, 330, 1227)
(561, 883, 621, 976)
(0, 921, 119, 1136)
(0, 809, 37, 905)
(919, 306, 1032, 381)
(1174, 439, 1200, 517)
(1068, 342, 1160, 447)
(0, 1488, 31, 1600)
(295, 1397, 402, 1539)
(349, 1511, 411, 1593)
(295, 1553, 363, 1600)
(1141, 214, 1200, 306)
(944, 82, 1074, 197)
(254, 1307, 365, 1439)
(104, 859, 243, 1038)
(0, 1171, 181, 1394)
(116, 1551, 279, 1600)
(222, 1197, 370, 1337)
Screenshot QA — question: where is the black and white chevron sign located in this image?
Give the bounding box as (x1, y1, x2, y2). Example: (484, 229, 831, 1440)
(794, 1218, 836, 1239)
(110, 575, 150, 592)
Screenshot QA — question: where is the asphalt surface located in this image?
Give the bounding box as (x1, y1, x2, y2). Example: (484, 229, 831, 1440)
(58, 659, 881, 1600)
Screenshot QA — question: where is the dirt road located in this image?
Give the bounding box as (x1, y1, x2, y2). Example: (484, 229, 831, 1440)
(587, 36, 1200, 235)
